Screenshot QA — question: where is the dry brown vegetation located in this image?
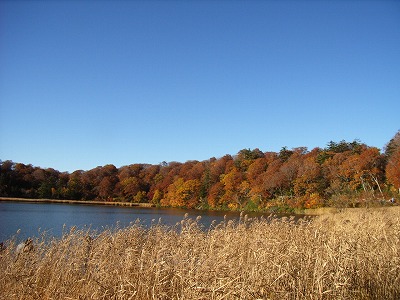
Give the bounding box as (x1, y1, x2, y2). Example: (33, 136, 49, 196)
(1, 208, 399, 300)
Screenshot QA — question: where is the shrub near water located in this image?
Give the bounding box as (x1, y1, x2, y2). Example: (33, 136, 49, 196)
(1, 208, 399, 300)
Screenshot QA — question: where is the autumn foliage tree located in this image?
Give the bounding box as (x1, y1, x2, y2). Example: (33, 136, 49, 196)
(386, 148, 400, 193)
(1, 132, 399, 210)
(385, 130, 400, 194)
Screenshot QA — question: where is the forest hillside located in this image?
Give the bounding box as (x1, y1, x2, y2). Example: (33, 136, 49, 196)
(1, 131, 399, 212)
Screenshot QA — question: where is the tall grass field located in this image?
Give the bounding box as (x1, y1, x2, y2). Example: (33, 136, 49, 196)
(1, 207, 399, 299)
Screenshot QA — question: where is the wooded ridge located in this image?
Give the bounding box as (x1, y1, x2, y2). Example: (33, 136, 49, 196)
(1, 131, 399, 212)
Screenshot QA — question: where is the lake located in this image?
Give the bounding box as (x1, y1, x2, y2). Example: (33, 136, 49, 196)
(0, 201, 287, 242)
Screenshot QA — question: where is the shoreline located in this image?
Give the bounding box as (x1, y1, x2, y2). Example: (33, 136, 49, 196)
(2, 197, 396, 216)
(0, 197, 312, 214)
(0, 197, 155, 208)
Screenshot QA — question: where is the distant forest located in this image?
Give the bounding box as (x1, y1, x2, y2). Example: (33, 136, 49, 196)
(1, 131, 399, 212)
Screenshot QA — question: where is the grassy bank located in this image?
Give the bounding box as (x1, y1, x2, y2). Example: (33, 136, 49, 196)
(0, 197, 155, 208)
(1, 207, 399, 299)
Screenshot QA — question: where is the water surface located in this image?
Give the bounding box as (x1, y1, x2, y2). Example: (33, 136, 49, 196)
(0, 201, 283, 241)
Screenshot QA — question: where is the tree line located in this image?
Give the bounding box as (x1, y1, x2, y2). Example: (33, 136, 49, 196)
(1, 131, 399, 212)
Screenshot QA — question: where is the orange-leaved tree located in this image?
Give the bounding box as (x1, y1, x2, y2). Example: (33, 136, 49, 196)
(162, 177, 201, 208)
(386, 148, 400, 194)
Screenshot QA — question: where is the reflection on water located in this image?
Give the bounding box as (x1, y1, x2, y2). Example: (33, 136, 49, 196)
(0, 201, 298, 241)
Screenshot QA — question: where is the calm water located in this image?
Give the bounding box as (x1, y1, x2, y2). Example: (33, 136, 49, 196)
(0, 201, 281, 241)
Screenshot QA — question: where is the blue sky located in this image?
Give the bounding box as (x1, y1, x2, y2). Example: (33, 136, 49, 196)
(1, 1, 399, 172)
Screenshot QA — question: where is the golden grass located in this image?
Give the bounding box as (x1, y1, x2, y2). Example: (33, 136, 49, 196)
(1, 208, 399, 299)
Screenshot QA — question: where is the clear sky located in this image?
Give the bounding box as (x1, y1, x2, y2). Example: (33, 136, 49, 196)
(1, 1, 399, 173)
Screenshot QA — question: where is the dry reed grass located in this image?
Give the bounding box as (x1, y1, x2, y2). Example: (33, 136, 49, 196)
(1, 208, 399, 299)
